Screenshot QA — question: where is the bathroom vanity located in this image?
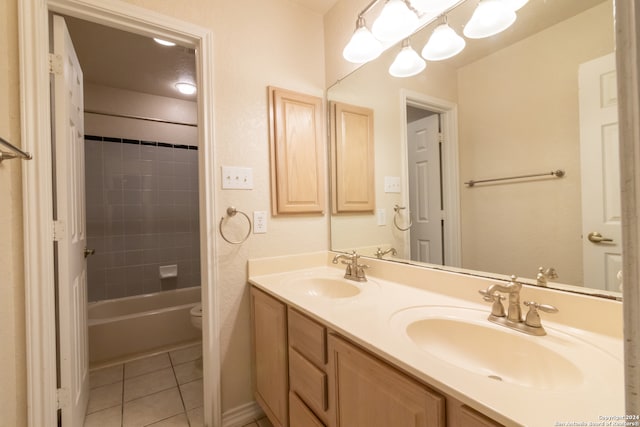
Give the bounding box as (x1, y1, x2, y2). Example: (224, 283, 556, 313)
(248, 252, 623, 427)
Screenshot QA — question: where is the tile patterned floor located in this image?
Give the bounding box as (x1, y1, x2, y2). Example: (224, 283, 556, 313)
(84, 343, 273, 427)
(84, 344, 204, 427)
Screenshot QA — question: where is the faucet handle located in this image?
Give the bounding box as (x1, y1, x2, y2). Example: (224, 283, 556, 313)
(479, 289, 506, 317)
(523, 301, 558, 328)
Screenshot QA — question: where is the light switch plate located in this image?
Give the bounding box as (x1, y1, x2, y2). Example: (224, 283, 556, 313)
(253, 211, 267, 233)
(384, 176, 401, 193)
(222, 166, 253, 189)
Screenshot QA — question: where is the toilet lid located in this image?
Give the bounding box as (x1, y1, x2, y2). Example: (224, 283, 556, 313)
(190, 303, 202, 317)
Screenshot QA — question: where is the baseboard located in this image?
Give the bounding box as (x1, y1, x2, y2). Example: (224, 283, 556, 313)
(222, 401, 265, 427)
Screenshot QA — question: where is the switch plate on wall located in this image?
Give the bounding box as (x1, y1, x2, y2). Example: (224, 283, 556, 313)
(384, 176, 401, 193)
(222, 166, 254, 189)
(253, 211, 267, 233)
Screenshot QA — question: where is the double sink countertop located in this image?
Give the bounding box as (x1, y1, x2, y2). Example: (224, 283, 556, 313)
(248, 251, 624, 427)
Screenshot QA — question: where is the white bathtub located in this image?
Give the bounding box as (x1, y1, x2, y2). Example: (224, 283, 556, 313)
(88, 286, 201, 365)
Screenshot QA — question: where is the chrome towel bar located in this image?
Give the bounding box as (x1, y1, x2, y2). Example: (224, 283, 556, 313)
(219, 207, 252, 244)
(464, 169, 565, 187)
(0, 136, 33, 163)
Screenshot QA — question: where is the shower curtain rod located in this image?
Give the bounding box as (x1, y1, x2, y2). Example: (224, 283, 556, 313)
(84, 109, 198, 127)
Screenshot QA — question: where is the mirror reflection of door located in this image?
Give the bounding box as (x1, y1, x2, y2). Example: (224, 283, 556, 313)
(579, 52, 622, 292)
(407, 107, 444, 264)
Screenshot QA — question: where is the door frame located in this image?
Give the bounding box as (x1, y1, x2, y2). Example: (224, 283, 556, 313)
(400, 90, 461, 267)
(18, 0, 221, 425)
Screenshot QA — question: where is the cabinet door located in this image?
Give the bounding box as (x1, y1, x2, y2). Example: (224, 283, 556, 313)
(328, 334, 445, 427)
(251, 287, 289, 427)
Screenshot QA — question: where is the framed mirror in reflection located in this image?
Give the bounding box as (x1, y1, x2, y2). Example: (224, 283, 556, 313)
(328, 0, 621, 299)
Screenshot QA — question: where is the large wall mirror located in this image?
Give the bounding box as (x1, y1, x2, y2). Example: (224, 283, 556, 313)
(328, 0, 620, 298)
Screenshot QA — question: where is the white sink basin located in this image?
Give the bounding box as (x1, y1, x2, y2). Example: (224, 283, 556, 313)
(391, 306, 618, 390)
(288, 276, 362, 298)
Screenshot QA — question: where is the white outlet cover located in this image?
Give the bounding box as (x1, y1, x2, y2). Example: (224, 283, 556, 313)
(253, 211, 267, 233)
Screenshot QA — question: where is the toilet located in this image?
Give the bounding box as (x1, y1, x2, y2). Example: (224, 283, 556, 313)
(190, 303, 202, 330)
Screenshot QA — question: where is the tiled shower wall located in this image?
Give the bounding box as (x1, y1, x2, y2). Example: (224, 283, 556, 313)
(85, 135, 200, 302)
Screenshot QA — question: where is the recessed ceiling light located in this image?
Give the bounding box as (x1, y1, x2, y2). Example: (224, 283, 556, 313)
(175, 82, 196, 95)
(154, 38, 176, 47)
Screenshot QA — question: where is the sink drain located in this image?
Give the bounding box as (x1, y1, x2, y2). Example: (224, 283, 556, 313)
(488, 375, 503, 381)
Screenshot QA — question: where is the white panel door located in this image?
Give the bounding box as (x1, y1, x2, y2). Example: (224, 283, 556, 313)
(407, 114, 443, 264)
(579, 52, 622, 291)
(53, 15, 90, 426)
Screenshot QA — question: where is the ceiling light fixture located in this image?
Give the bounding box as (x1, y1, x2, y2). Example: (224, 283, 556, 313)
(153, 38, 176, 47)
(463, 0, 516, 39)
(343, 17, 384, 64)
(372, 0, 420, 42)
(421, 18, 465, 61)
(389, 39, 426, 78)
(175, 82, 196, 95)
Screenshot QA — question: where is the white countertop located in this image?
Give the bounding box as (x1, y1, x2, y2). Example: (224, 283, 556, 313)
(248, 252, 624, 427)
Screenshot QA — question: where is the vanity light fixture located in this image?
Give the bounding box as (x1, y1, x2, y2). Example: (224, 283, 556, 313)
(372, 0, 420, 42)
(153, 38, 176, 47)
(343, 17, 384, 64)
(463, 0, 516, 39)
(421, 18, 465, 61)
(389, 38, 426, 78)
(175, 82, 196, 95)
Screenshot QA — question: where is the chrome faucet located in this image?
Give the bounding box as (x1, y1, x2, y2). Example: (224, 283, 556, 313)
(374, 247, 397, 259)
(479, 275, 558, 336)
(332, 251, 369, 282)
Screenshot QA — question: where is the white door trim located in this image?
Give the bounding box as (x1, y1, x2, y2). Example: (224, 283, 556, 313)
(400, 90, 461, 267)
(18, 1, 221, 426)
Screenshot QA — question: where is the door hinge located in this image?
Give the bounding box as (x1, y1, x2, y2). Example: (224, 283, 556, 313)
(438, 132, 444, 143)
(49, 53, 63, 75)
(53, 220, 64, 241)
(56, 387, 67, 410)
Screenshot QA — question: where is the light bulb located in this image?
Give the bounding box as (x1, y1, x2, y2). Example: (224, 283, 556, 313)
(389, 39, 426, 78)
(421, 22, 465, 61)
(343, 18, 383, 64)
(175, 82, 196, 95)
(463, 0, 516, 39)
(372, 0, 420, 42)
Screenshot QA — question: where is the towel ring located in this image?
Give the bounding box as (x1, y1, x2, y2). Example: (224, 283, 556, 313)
(393, 204, 412, 232)
(219, 207, 252, 244)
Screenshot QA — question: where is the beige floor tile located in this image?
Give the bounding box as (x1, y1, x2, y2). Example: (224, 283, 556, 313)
(186, 406, 204, 427)
(87, 382, 122, 414)
(173, 359, 202, 385)
(125, 353, 171, 379)
(124, 367, 177, 402)
(179, 379, 203, 411)
(256, 416, 274, 427)
(146, 413, 190, 426)
(83, 405, 122, 427)
(89, 364, 123, 389)
(122, 387, 184, 427)
(169, 344, 202, 366)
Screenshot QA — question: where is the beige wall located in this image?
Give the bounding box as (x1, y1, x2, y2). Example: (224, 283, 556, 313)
(0, 0, 27, 425)
(0, 0, 327, 422)
(457, 1, 614, 284)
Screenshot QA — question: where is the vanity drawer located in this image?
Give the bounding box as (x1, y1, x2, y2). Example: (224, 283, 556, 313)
(288, 308, 327, 367)
(289, 391, 326, 427)
(289, 348, 328, 416)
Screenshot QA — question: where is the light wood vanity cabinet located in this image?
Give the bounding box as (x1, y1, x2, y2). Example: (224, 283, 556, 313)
(250, 286, 505, 427)
(250, 288, 289, 427)
(328, 334, 445, 427)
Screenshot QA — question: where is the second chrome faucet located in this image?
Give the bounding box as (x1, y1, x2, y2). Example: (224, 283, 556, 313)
(479, 275, 558, 336)
(332, 251, 369, 282)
